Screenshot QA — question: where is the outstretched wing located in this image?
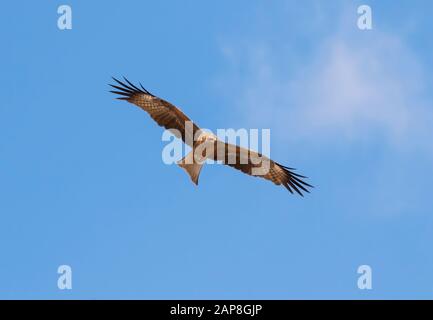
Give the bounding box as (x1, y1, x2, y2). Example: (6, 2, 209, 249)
(110, 77, 201, 147)
(212, 141, 313, 196)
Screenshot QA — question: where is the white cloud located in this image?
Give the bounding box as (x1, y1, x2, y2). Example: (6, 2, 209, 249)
(218, 19, 433, 151)
(294, 34, 420, 143)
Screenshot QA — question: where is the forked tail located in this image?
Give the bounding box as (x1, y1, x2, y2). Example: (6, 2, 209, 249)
(177, 150, 204, 185)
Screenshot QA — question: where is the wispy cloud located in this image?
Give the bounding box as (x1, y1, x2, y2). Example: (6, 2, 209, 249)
(217, 7, 433, 152)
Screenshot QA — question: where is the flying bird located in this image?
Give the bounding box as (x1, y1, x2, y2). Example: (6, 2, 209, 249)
(109, 77, 313, 196)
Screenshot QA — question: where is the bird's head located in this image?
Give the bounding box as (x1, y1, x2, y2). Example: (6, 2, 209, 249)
(197, 132, 217, 144)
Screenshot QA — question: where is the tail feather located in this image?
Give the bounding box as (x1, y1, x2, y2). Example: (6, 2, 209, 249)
(177, 151, 204, 185)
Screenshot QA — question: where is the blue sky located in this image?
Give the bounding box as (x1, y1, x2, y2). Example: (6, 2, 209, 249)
(1, 0, 433, 299)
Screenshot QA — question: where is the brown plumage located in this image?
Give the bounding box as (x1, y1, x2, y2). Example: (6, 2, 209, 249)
(110, 77, 200, 146)
(110, 77, 313, 196)
(210, 141, 312, 196)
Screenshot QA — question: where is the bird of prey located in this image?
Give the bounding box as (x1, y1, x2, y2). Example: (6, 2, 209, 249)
(110, 77, 313, 196)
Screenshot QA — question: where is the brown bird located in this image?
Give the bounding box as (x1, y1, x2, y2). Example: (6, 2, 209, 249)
(110, 77, 313, 196)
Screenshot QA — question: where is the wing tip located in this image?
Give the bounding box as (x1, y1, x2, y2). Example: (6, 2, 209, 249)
(108, 76, 154, 100)
(109, 76, 155, 99)
(277, 162, 313, 197)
